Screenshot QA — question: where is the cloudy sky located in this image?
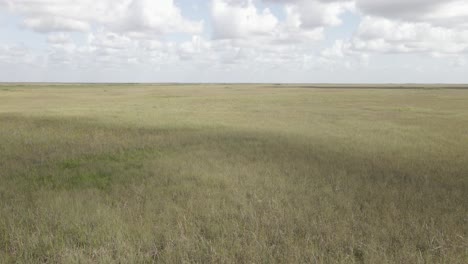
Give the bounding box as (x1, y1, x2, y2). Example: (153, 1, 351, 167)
(0, 0, 467, 83)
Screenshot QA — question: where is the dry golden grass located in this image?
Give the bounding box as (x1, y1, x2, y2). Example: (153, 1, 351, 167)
(0, 84, 467, 263)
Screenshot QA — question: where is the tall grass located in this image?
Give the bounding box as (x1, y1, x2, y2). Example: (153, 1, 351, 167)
(0, 85, 467, 263)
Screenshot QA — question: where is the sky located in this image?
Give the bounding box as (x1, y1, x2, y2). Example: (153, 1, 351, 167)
(0, 0, 467, 83)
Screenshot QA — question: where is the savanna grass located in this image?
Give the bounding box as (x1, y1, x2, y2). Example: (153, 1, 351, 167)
(0, 84, 467, 263)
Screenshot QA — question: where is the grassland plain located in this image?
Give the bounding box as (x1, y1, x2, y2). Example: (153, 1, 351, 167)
(0, 84, 467, 263)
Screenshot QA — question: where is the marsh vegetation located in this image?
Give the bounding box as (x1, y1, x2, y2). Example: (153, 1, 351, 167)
(0, 84, 467, 263)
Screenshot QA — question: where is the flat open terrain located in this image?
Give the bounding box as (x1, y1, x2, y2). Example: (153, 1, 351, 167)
(0, 84, 467, 263)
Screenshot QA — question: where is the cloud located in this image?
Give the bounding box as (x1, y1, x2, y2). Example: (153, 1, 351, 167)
(267, 0, 355, 28)
(1, 0, 467, 82)
(47, 33, 72, 44)
(1, 0, 203, 34)
(113, 0, 203, 34)
(355, 0, 468, 28)
(319, 39, 369, 69)
(284, 0, 468, 59)
(350, 16, 468, 55)
(451, 57, 466, 68)
(23, 17, 89, 33)
(1, 0, 94, 32)
(212, 0, 278, 39)
(0, 44, 41, 65)
(211, 0, 327, 44)
(88, 31, 136, 51)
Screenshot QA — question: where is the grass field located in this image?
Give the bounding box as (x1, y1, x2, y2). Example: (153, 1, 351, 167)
(0, 84, 467, 263)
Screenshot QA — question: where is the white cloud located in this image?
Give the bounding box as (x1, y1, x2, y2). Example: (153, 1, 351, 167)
(0, 44, 41, 65)
(350, 16, 468, 54)
(274, 0, 355, 28)
(22, 17, 89, 33)
(319, 39, 369, 69)
(1, 0, 203, 34)
(355, 0, 468, 28)
(212, 0, 278, 39)
(114, 0, 203, 34)
(47, 33, 72, 44)
(0, 0, 467, 82)
(212, 0, 327, 44)
(88, 31, 136, 51)
(452, 57, 466, 68)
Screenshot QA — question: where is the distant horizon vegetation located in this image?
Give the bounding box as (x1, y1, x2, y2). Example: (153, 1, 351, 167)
(1, 82, 468, 87)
